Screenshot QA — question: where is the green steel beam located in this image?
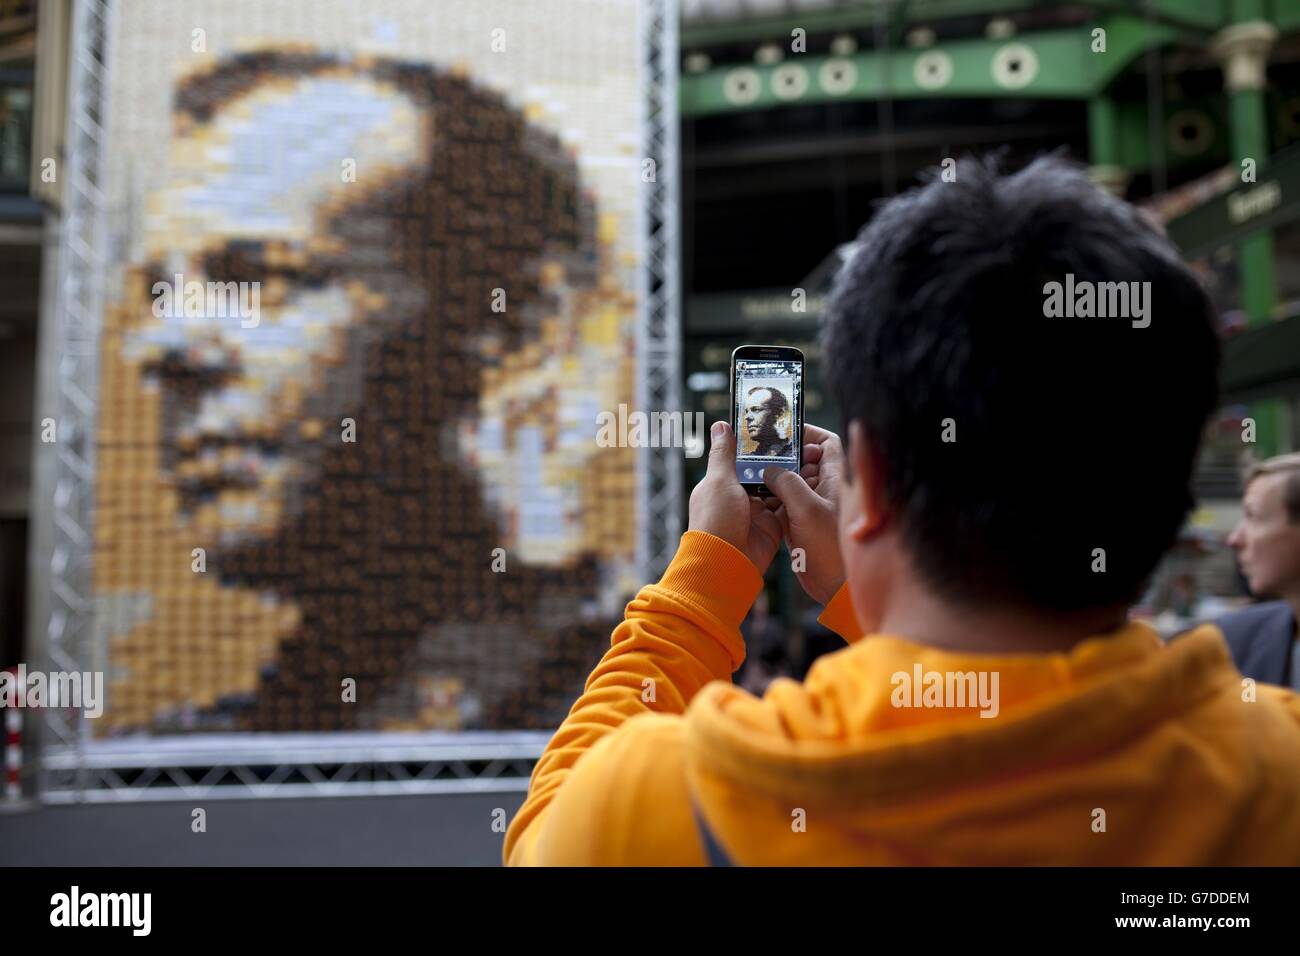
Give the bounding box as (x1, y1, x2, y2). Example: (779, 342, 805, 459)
(1088, 94, 1121, 166)
(1077, 0, 1229, 34)
(1278, 2, 1300, 33)
(679, 0, 1300, 60)
(1086, 15, 1181, 92)
(1091, 0, 1300, 36)
(680, 0, 1042, 49)
(1216, 0, 1283, 454)
(1231, 0, 1269, 24)
(680, 0, 1239, 50)
(681, 21, 1182, 116)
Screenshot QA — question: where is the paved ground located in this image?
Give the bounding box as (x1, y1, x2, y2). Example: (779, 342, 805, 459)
(0, 791, 524, 866)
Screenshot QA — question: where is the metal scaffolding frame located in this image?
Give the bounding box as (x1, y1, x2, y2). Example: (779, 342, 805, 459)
(30, 0, 681, 802)
(39, 732, 550, 803)
(638, 0, 684, 581)
(31, 0, 115, 797)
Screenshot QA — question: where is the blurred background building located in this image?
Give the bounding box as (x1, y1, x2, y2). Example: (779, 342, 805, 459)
(676, 0, 1300, 661)
(1, 0, 1299, 860)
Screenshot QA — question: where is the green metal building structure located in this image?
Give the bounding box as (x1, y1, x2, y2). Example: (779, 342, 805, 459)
(681, 0, 1300, 458)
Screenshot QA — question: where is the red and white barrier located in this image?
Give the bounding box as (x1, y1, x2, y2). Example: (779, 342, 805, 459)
(3, 667, 21, 802)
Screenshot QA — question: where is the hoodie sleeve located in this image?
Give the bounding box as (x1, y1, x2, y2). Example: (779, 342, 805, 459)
(503, 530, 764, 866)
(818, 583, 864, 644)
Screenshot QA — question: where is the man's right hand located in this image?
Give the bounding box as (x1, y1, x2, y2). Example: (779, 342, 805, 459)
(764, 424, 846, 605)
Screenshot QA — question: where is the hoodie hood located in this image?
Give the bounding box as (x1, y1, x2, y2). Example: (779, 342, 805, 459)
(683, 622, 1300, 865)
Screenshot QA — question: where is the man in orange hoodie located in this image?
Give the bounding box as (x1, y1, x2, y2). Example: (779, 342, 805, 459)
(504, 156, 1300, 866)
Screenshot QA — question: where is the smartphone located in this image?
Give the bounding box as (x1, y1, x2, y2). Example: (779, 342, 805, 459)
(730, 345, 804, 497)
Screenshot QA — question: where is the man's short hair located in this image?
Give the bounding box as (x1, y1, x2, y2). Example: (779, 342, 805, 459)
(822, 154, 1221, 612)
(1244, 452, 1300, 523)
(748, 385, 789, 419)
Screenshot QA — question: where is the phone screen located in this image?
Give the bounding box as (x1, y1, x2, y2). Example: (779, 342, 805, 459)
(733, 353, 802, 487)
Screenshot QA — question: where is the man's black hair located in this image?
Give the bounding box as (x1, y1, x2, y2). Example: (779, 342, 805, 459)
(822, 154, 1221, 612)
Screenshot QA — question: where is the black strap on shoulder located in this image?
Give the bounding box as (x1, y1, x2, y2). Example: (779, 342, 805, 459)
(691, 804, 736, 867)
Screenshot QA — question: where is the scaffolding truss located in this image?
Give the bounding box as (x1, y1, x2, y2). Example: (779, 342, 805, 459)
(32, 0, 114, 795)
(40, 732, 548, 803)
(638, 0, 684, 581)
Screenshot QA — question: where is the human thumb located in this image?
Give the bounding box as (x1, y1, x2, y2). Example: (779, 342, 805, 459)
(706, 421, 735, 479)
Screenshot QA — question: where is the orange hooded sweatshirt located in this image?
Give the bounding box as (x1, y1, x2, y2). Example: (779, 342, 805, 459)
(504, 531, 1300, 865)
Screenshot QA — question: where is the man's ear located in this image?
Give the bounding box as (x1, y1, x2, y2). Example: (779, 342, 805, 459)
(845, 420, 889, 542)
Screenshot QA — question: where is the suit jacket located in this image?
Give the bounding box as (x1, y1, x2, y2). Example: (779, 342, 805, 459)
(1213, 601, 1296, 686)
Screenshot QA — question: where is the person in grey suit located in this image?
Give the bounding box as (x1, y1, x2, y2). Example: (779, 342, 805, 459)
(1218, 452, 1300, 689)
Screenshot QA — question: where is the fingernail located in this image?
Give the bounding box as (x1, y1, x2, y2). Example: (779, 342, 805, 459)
(712, 421, 726, 439)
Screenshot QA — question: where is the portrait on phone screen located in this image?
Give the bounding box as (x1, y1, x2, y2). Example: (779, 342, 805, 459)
(737, 375, 797, 460)
(741, 382, 795, 457)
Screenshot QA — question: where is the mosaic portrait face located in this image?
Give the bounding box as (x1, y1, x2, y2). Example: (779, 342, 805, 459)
(130, 69, 428, 537)
(95, 52, 638, 733)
